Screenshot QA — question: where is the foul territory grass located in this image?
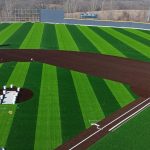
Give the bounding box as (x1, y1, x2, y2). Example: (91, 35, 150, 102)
(89, 107, 150, 150)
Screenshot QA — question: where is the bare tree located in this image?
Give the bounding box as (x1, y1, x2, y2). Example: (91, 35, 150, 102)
(147, 7, 150, 22)
(100, 0, 106, 11)
(90, 0, 99, 11)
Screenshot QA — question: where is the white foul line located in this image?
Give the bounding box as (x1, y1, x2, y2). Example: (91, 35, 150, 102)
(109, 101, 150, 131)
(69, 128, 102, 150)
(101, 97, 150, 130)
(69, 97, 150, 150)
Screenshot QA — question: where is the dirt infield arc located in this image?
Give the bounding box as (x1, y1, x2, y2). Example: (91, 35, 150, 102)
(0, 49, 150, 149)
(0, 49, 150, 97)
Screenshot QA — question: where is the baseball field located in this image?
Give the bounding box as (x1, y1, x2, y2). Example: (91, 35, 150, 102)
(0, 22, 149, 150)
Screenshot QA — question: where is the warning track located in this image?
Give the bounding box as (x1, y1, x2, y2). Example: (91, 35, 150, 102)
(0, 49, 150, 149)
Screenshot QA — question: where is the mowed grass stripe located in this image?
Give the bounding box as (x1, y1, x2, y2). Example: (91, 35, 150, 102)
(0, 23, 10, 33)
(7, 22, 44, 149)
(0, 62, 17, 147)
(0, 22, 34, 147)
(34, 64, 62, 150)
(57, 25, 85, 141)
(140, 29, 150, 35)
(126, 29, 150, 41)
(6, 63, 30, 87)
(78, 26, 137, 107)
(124, 84, 138, 99)
(114, 28, 150, 47)
(35, 24, 62, 150)
(0, 63, 17, 85)
(88, 76, 120, 116)
(89, 26, 149, 61)
(1, 22, 42, 148)
(66, 25, 121, 116)
(0, 23, 22, 44)
(1, 63, 30, 147)
(4, 23, 33, 49)
(6, 62, 43, 150)
(66, 25, 98, 52)
(104, 28, 150, 59)
(104, 80, 135, 107)
(56, 25, 105, 127)
(78, 25, 125, 57)
(41, 24, 58, 50)
(57, 67, 85, 142)
(20, 23, 44, 49)
(55, 24, 79, 51)
(71, 71, 105, 128)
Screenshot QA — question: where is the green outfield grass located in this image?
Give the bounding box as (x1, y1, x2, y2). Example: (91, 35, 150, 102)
(0, 23, 149, 150)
